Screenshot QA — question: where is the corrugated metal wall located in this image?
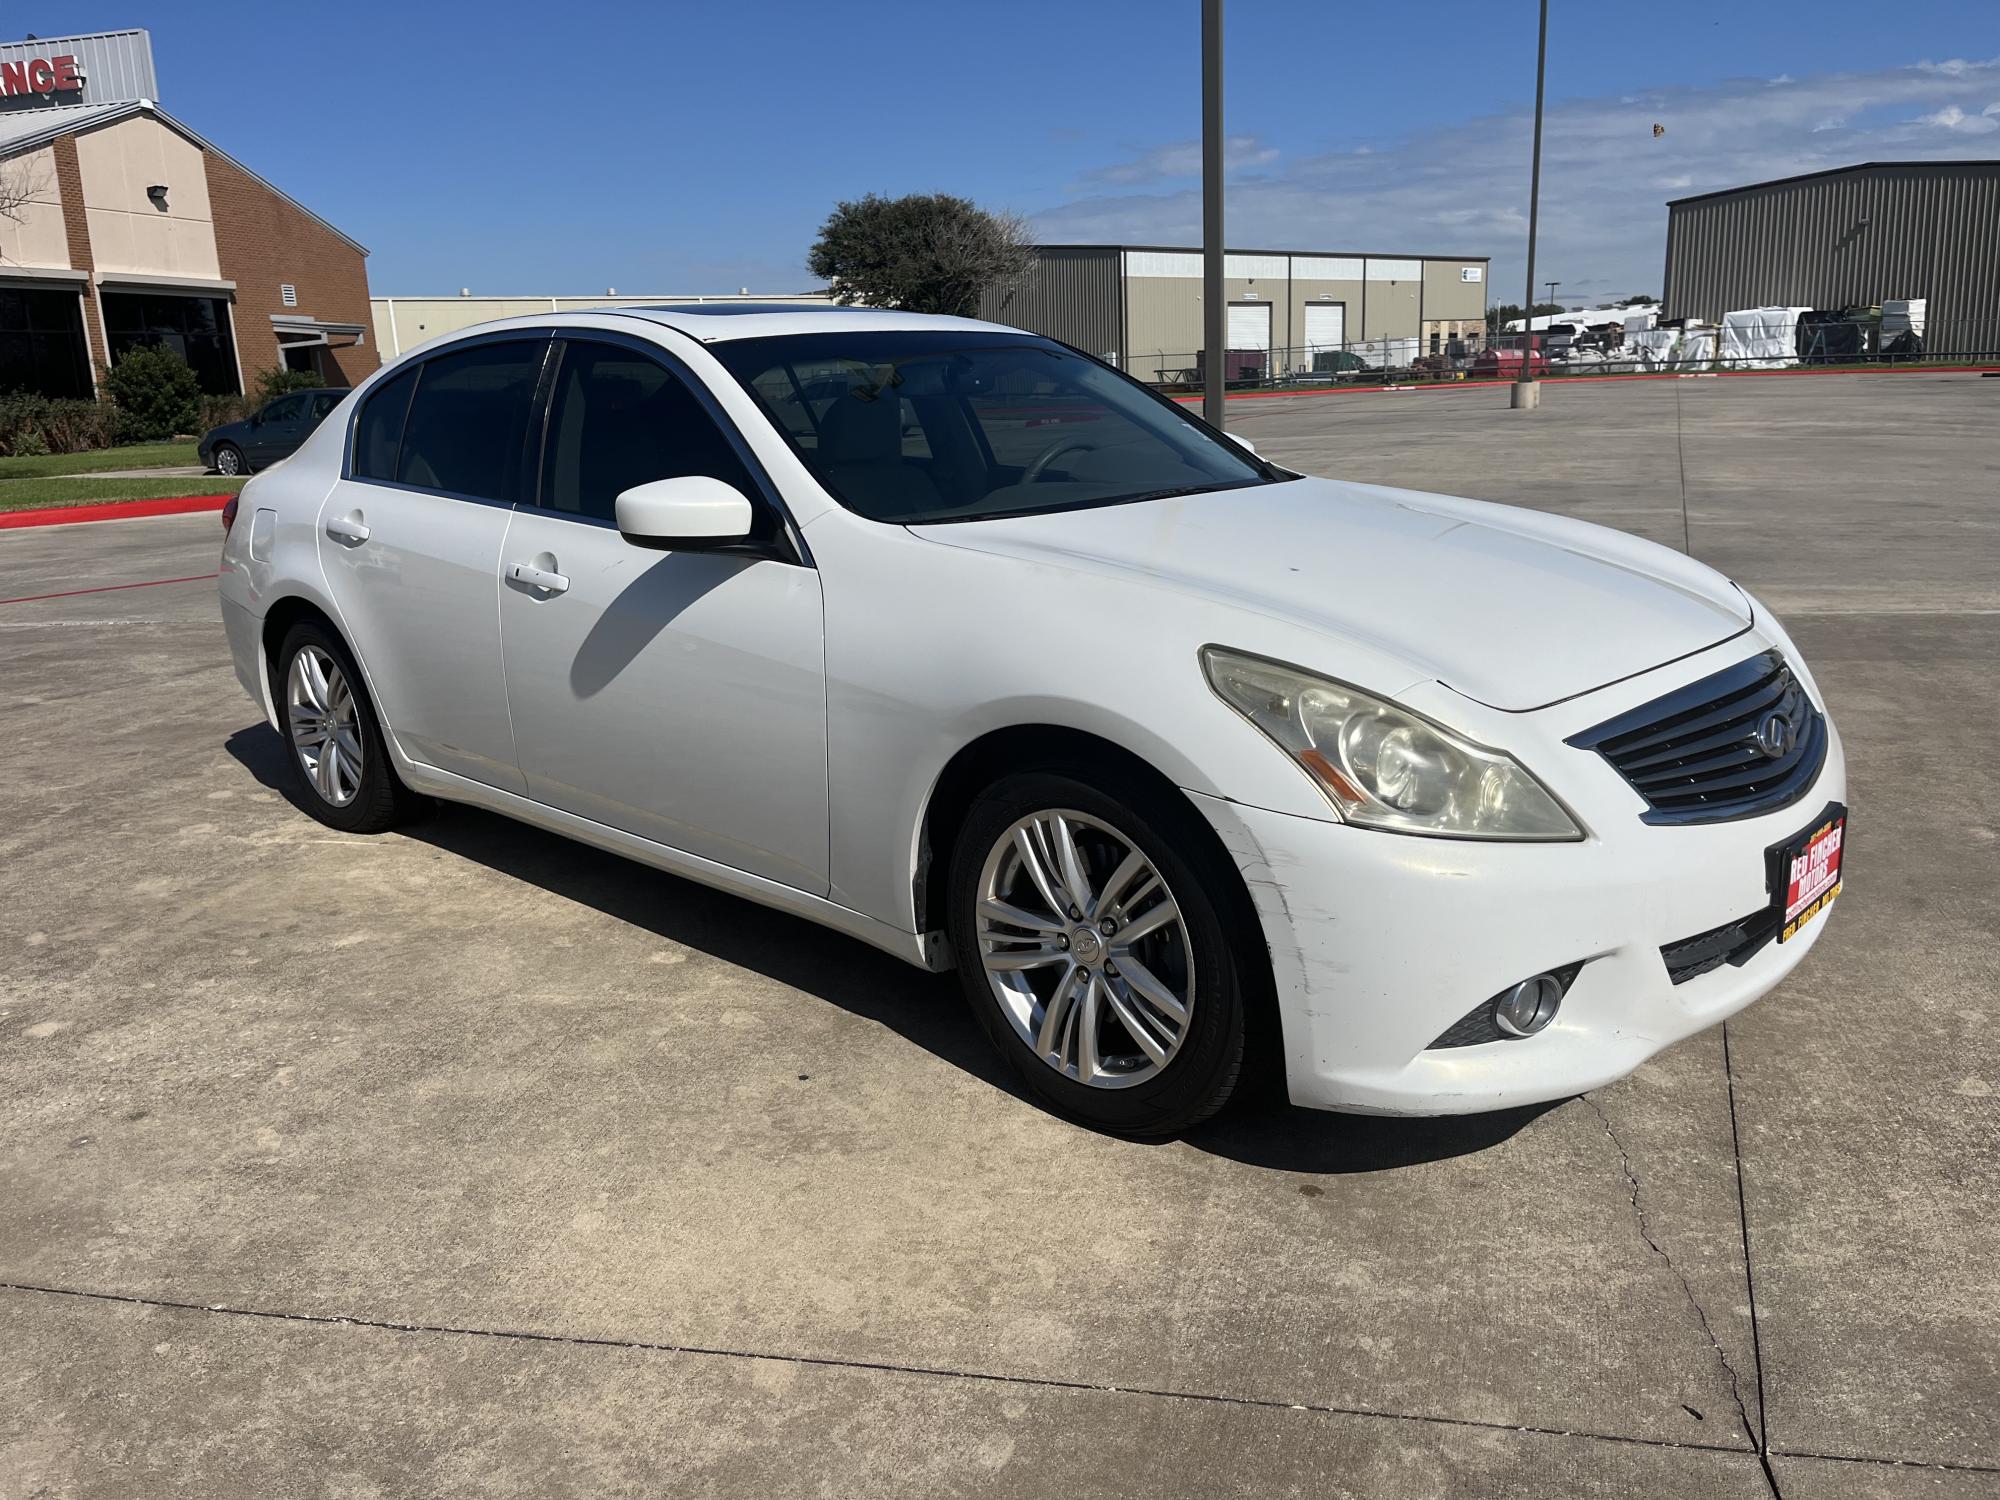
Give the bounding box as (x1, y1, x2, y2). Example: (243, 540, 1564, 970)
(1664, 163, 2000, 354)
(0, 29, 156, 109)
(979, 247, 1122, 362)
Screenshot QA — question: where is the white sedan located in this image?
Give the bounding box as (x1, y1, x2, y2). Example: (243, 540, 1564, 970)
(218, 306, 1846, 1136)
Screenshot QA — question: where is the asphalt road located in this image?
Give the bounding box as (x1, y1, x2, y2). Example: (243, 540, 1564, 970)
(2, 372, 1995, 1497)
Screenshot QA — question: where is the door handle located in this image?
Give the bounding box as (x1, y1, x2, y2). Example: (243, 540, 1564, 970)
(509, 561, 569, 594)
(325, 513, 370, 545)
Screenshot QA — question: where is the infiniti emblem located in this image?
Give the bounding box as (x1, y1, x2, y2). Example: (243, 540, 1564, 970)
(1751, 711, 1796, 760)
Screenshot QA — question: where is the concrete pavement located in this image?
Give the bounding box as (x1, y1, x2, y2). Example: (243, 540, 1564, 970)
(2, 373, 1994, 1496)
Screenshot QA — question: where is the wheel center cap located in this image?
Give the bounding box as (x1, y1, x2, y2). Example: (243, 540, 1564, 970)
(1070, 927, 1104, 966)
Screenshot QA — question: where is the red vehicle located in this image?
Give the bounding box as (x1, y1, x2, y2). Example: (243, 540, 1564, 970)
(1472, 333, 1550, 380)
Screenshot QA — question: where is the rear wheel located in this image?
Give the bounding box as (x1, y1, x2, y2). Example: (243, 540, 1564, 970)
(946, 770, 1254, 1137)
(212, 442, 244, 476)
(274, 620, 416, 834)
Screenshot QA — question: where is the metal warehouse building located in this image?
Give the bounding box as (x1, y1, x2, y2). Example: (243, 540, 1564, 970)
(979, 245, 1490, 383)
(1664, 160, 2000, 355)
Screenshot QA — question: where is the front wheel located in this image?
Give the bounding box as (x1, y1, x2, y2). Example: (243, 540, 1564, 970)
(946, 771, 1255, 1137)
(212, 442, 245, 476)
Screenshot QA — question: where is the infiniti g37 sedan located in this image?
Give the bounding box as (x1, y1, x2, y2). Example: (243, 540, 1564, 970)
(217, 305, 1846, 1136)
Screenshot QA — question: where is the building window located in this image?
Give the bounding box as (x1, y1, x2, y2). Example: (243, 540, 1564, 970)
(100, 290, 241, 395)
(0, 287, 93, 398)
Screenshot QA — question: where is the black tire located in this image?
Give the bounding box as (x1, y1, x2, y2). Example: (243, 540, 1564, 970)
(213, 442, 245, 476)
(946, 769, 1258, 1137)
(273, 619, 417, 834)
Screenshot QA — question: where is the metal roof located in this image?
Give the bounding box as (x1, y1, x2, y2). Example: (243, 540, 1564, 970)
(1033, 242, 1492, 263)
(0, 99, 137, 154)
(1667, 159, 2000, 207)
(0, 99, 368, 257)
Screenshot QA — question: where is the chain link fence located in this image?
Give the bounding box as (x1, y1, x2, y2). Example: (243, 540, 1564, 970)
(1128, 313, 2000, 394)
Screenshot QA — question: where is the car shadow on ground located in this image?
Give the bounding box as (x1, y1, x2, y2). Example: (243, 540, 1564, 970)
(227, 722, 1555, 1175)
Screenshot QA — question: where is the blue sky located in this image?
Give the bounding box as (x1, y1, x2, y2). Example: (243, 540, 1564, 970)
(38, 2, 2000, 304)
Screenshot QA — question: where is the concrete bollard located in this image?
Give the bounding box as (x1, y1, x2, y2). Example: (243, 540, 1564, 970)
(1510, 382, 1542, 410)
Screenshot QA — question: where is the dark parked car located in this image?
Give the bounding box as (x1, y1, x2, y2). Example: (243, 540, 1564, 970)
(200, 388, 346, 475)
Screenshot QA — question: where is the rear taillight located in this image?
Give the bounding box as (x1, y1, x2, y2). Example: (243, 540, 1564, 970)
(220, 496, 239, 535)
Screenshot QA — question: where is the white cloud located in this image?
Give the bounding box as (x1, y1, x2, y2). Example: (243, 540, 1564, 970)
(1031, 56, 2000, 304)
(1079, 135, 1278, 188)
(1914, 103, 2000, 134)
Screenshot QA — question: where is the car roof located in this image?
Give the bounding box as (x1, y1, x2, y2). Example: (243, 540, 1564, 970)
(596, 304, 1023, 343)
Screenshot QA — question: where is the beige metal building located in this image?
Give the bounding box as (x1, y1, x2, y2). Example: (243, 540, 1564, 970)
(982, 245, 1490, 380)
(370, 292, 832, 359)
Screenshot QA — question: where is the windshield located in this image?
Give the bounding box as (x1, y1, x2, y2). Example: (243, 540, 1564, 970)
(709, 331, 1276, 524)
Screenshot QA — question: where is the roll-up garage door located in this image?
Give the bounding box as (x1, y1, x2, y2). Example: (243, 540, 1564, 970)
(1303, 302, 1346, 354)
(1226, 302, 1272, 351)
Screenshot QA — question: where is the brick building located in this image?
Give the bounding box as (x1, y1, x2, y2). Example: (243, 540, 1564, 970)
(0, 28, 374, 398)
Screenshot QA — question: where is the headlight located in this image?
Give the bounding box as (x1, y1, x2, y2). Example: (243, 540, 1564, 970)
(1201, 647, 1582, 841)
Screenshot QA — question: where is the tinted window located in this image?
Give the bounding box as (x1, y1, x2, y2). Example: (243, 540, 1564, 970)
(711, 332, 1271, 523)
(101, 290, 239, 395)
(540, 341, 760, 524)
(0, 286, 92, 398)
(262, 394, 308, 423)
(353, 365, 418, 482)
(396, 339, 545, 502)
(308, 392, 342, 421)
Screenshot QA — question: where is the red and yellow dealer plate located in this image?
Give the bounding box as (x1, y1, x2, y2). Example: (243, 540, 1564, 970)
(1778, 810, 1844, 942)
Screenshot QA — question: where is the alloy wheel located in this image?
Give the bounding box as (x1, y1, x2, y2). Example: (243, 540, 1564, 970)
(975, 809, 1194, 1089)
(286, 645, 364, 807)
(215, 445, 243, 476)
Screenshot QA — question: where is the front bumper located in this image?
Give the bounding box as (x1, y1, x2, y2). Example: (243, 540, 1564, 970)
(1190, 655, 1847, 1115)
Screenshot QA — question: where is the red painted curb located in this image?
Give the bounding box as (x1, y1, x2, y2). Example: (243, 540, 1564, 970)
(1169, 362, 2000, 404)
(0, 493, 233, 530)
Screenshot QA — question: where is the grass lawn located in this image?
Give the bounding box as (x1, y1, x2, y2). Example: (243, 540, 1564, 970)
(0, 441, 202, 479)
(0, 475, 245, 513)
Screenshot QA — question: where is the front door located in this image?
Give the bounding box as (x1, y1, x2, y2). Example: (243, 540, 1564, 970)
(245, 393, 309, 466)
(496, 337, 829, 893)
(316, 336, 549, 793)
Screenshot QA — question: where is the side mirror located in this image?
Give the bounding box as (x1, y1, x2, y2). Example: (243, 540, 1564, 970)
(1226, 432, 1257, 457)
(614, 476, 756, 551)
(250, 409, 265, 427)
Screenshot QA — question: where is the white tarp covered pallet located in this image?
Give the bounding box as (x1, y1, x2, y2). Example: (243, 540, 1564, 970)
(1720, 307, 1811, 368)
(1884, 298, 1927, 339)
(1626, 327, 1718, 369)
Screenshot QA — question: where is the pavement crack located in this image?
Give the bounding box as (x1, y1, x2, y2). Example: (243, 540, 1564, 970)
(3, 1277, 1760, 1464)
(1581, 1090, 1775, 1498)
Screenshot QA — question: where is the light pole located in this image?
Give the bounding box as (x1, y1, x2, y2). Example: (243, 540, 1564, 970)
(1201, 0, 1225, 429)
(1546, 280, 1560, 310)
(1512, 0, 1549, 410)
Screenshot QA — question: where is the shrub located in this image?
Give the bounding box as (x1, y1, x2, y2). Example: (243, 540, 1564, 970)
(199, 392, 255, 432)
(0, 391, 121, 455)
(102, 345, 202, 440)
(253, 366, 325, 403)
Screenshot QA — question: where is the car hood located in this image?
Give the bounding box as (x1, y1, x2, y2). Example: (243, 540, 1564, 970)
(907, 476, 1751, 711)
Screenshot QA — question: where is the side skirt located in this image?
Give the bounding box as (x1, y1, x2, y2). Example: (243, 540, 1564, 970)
(396, 757, 948, 973)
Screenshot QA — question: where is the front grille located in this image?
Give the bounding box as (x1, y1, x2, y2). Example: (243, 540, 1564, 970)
(1567, 650, 1827, 825)
(1660, 909, 1778, 984)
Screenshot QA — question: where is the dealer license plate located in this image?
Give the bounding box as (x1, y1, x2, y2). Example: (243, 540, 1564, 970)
(1775, 807, 1844, 943)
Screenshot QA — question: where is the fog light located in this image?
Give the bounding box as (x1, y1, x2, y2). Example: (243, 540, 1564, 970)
(1493, 974, 1563, 1037)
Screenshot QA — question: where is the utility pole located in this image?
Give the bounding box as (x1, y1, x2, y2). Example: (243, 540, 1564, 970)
(1202, 0, 1225, 429)
(1512, 0, 1549, 410)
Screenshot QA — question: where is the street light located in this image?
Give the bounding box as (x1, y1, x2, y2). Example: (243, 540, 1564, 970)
(1512, 0, 1549, 410)
(1202, 0, 1225, 430)
(1546, 280, 1560, 310)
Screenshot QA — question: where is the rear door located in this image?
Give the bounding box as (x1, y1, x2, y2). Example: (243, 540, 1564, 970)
(317, 335, 549, 792)
(496, 334, 829, 892)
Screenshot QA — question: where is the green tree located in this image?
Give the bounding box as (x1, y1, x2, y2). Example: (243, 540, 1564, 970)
(254, 366, 325, 403)
(102, 345, 202, 440)
(1485, 301, 1569, 332)
(808, 193, 1033, 317)
(1617, 293, 1660, 307)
